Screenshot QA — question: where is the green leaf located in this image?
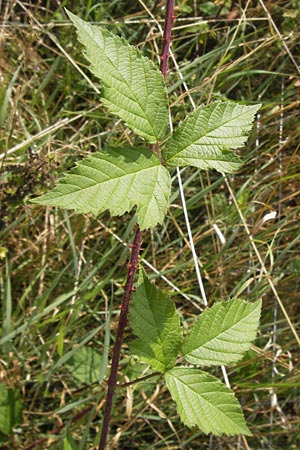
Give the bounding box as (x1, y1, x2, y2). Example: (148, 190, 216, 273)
(67, 10, 169, 143)
(165, 367, 251, 436)
(130, 271, 183, 372)
(31, 146, 171, 230)
(162, 101, 261, 172)
(63, 428, 78, 450)
(182, 299, 262, 366)
(0, 384, 23, 435)
(64, 346, 102, 385)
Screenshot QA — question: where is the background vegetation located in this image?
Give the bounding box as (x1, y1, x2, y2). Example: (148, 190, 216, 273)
(1, 0, 300, 448)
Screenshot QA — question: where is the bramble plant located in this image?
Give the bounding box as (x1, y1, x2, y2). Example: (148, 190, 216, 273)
(32, 6, 262, 449)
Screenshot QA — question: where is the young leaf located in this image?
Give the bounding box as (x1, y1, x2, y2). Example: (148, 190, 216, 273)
(129, 271, 182, 372)
(162, 101, 261, 172)
(165, 367, 251, 436)
(67, 10, 169, 143)
(182, 299, 262, 366)
(31, 147, 171, 230)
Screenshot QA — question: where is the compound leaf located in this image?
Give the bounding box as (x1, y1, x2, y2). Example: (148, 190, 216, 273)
(162, 101, 261, 172)
(165, 367, 251, 436)
(182, 299, 262, 366)
(130, 271, 182, 372)
(32, 147, 171, 230)
(67, 10, 169, 143)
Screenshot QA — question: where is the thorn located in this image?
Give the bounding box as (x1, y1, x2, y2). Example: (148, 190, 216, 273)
(131, 287, 136, 292)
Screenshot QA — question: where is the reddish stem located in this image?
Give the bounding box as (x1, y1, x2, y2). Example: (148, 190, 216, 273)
(160, 0, 175, 80)
(26, 3, 175, 449)
(98, 2, 175, 448)
(98, 226, 142, 449)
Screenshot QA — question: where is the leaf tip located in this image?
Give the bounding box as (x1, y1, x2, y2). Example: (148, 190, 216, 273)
(65, 8, 77, 24)
(30, 194, 46, 206)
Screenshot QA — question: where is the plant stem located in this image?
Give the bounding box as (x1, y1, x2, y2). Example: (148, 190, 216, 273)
(160, 0, 175, 80)
(98, 1, 175, 447)
(98, 226, 142, 450)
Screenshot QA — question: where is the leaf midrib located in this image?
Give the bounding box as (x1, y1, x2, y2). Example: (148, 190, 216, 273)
(185, 306, 257, 353)
(52, 163, 161, 198)
(173, 373, 242, 427)
(165, 106, 252, 160)
(87, 26, 163, 139)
